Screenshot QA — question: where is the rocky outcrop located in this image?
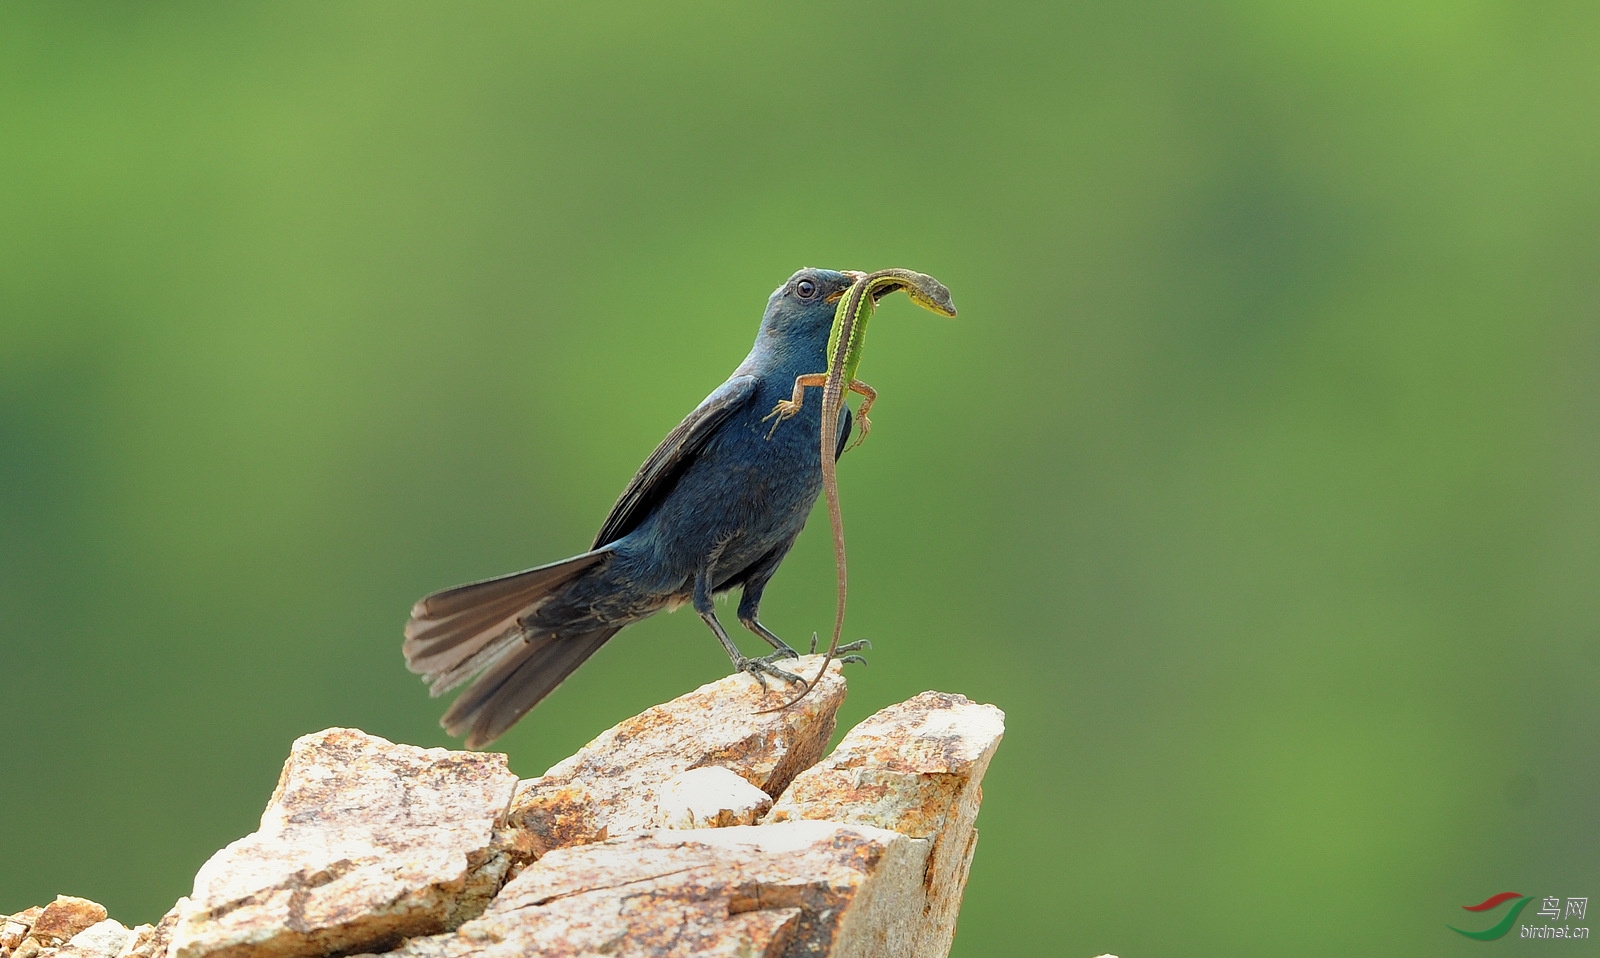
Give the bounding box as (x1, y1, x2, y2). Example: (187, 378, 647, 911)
(767, 691, 1004, 958)
(2, 901, 139, 958)
(170, 729, 521, 958)
(3, 656, 1004, 958)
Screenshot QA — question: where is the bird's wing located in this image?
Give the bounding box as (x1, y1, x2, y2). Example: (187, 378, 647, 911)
(592, 374, 758, 548)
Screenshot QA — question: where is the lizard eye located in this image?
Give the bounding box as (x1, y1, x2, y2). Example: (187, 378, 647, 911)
(795, 278, 817, 299)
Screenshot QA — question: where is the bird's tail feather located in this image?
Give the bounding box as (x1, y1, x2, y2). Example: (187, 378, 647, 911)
(442, 624, 621, 748)
(403, 548, 611, 697)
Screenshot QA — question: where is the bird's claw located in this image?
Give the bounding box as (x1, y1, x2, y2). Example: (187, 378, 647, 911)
(803, 636, 871, 666)
(836, 639, 870, 667)
(736, 654, 808, 691)
(806, 635, 870, 656)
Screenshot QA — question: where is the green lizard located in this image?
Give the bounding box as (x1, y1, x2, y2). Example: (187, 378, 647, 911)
(759, 268, 957, 708)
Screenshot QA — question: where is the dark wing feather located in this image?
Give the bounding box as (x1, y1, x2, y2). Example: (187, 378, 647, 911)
(834, 405, 853, 460)
(591, 374, 758, 548)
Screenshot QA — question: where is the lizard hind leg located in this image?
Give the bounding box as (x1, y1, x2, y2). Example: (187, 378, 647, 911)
(847, 379, 878, 450)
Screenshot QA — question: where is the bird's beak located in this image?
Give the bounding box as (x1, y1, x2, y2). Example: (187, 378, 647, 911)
(826, 270, 867, 304)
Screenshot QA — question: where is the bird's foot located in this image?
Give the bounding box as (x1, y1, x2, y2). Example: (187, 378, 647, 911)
(735, 653, 809, 691)
(803, 634, 870, 665)
(836, 638, 870, 666)
(761, 400, 802, 439)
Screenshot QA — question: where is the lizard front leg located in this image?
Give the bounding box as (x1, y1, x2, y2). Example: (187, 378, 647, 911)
(761, 373, 828, 439)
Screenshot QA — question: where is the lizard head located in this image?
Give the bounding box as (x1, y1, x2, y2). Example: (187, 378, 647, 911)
(857, 268, 958, 317)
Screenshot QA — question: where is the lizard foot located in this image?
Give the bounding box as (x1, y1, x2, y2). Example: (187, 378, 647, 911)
(848, 412, 872, 451)
(761, 400, 802, 439)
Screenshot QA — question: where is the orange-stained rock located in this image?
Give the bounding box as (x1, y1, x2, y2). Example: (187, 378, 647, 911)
(2, 907, 44, 957)
(500, 780, 607, 861)
(506, 655, 847, 853)
(28, 900, 107, 947)
(169, 729, 519, 958)
(767, 691, 1005, 957)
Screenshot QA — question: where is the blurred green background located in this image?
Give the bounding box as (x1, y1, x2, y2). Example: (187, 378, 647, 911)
(3, 3, 1598, 955)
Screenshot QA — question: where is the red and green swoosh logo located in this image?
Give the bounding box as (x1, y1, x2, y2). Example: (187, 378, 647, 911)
(1449, 892, 1533, 941)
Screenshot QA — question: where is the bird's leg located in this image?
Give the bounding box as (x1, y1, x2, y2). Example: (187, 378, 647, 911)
(762, 373, 829, 439)
(695, 576, 806, 689)
(738, 614, 800, 660)
(847, 379, 877, 449)
(736, 573, 867, 667)
(741, 615, 867, 667)
(735, 558, 817, 667)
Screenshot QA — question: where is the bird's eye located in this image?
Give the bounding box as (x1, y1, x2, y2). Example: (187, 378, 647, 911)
(796, 279, 817, 299)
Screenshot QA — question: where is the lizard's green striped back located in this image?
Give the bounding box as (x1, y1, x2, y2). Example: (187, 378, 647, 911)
(825, 269, 955, 383)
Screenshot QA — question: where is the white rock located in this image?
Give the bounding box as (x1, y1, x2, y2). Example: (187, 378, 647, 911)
(654, 766, 775, 828)
(118, 901, 181, 958)
(56, 921, 133, 958)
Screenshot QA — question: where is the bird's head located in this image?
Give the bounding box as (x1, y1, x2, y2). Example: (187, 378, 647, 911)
(759, 267, 858, 342)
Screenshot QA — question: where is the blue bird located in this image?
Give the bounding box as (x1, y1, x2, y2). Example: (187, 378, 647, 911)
(404, 267, 871, 747)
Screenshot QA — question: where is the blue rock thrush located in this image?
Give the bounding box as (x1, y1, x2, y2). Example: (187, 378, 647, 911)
(404, 268, 871, 747)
